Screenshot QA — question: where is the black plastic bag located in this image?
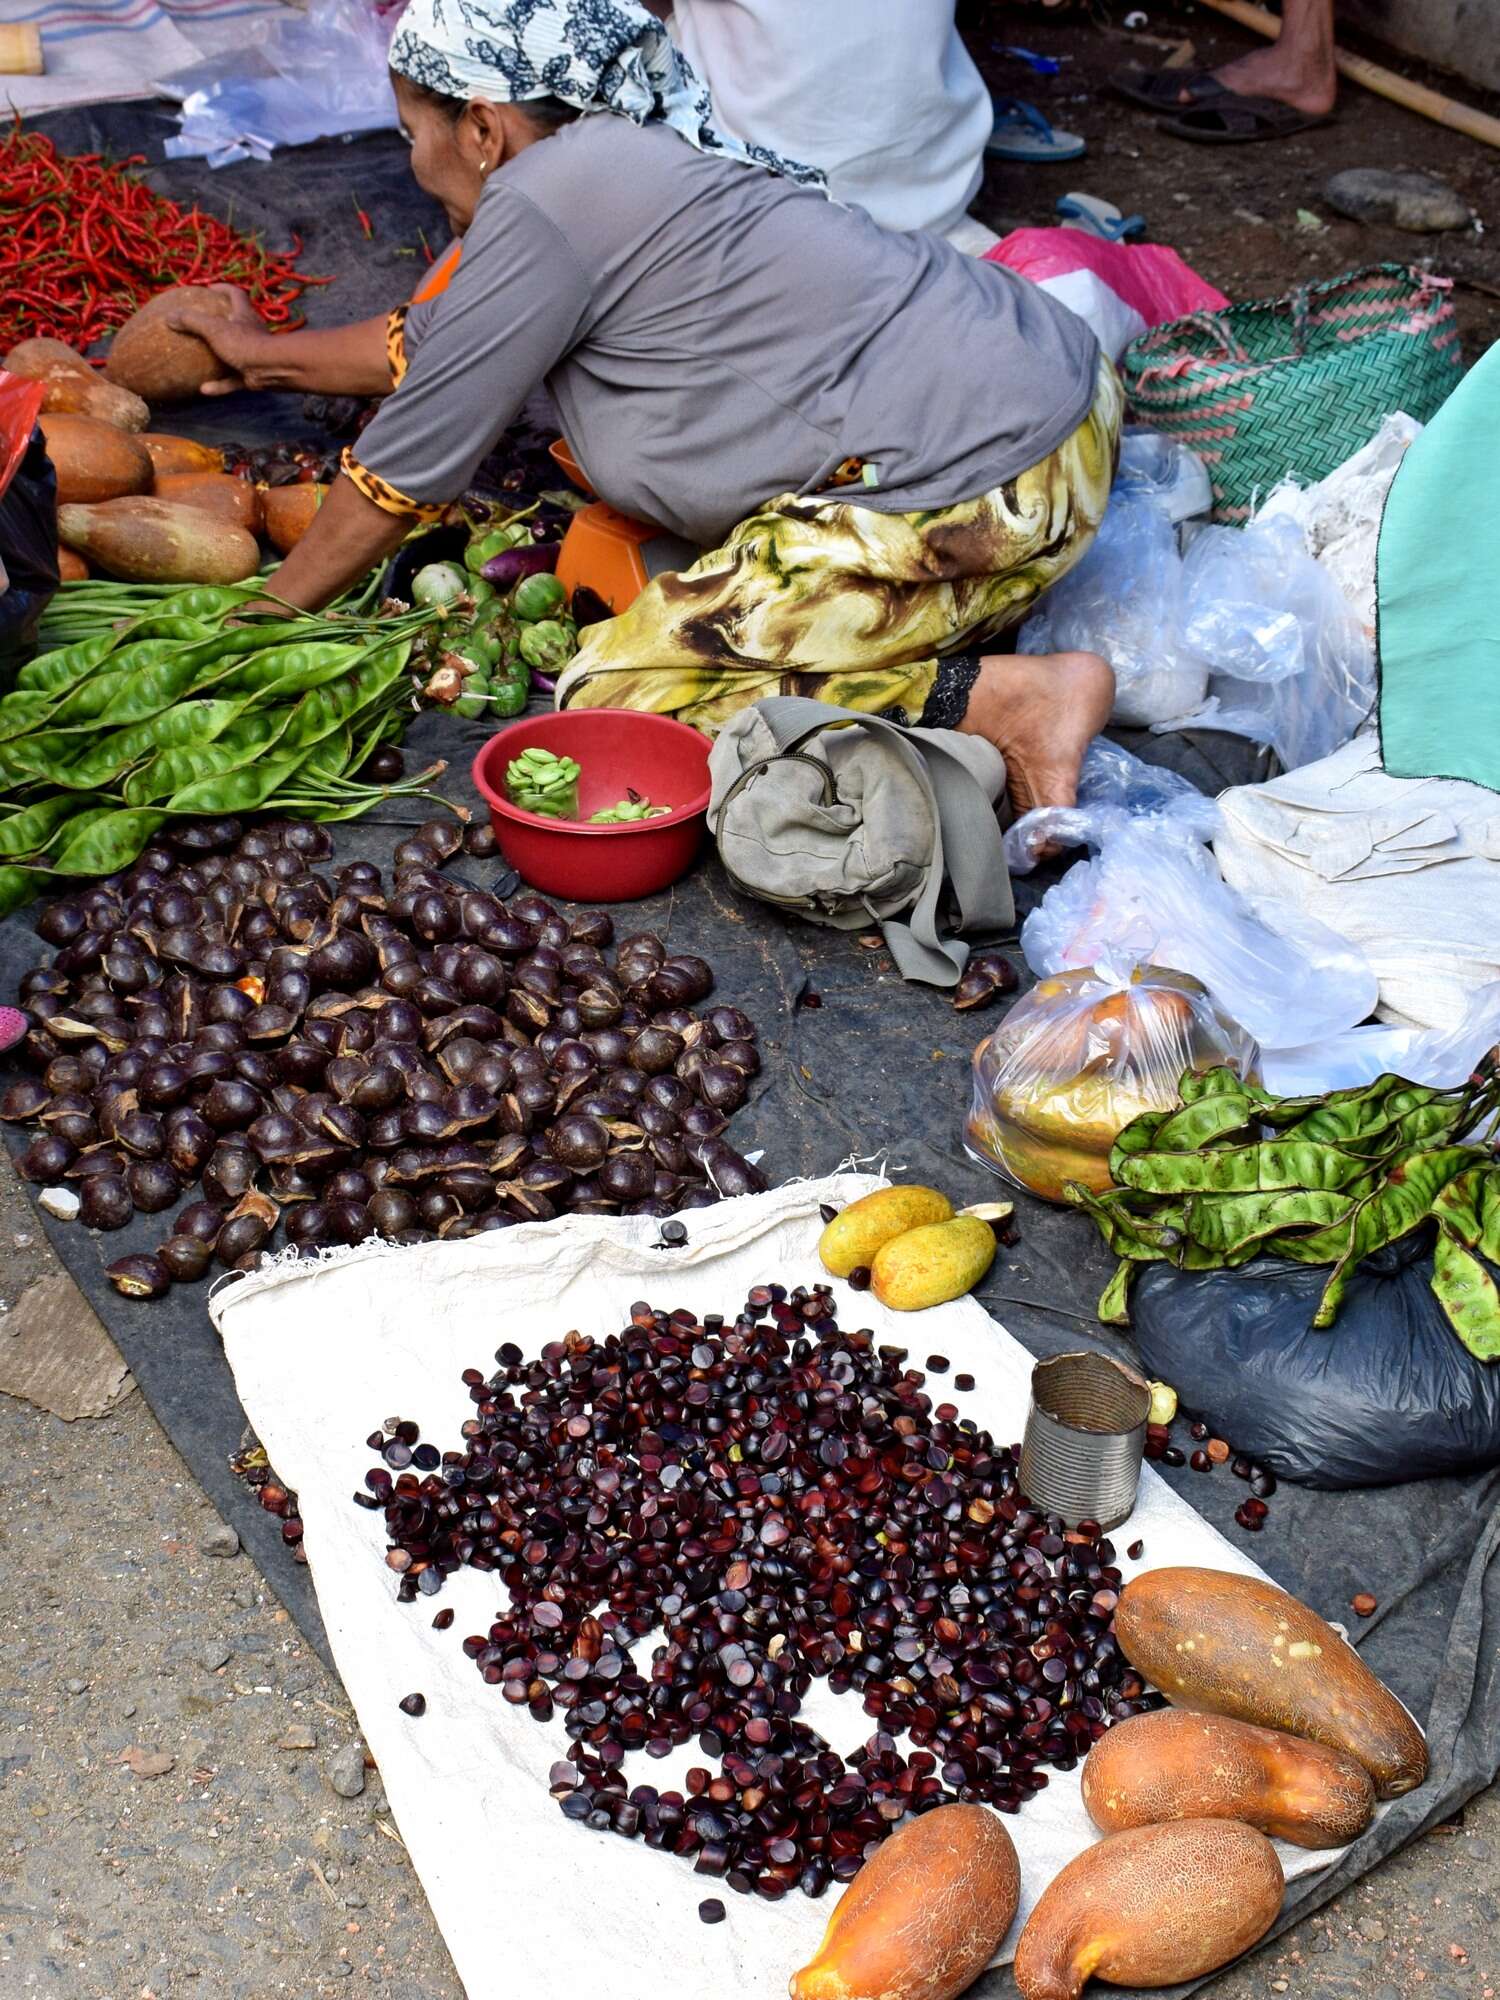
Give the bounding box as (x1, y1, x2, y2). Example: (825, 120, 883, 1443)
(1132, 1234, 1500, 1488)
(0, 374, 59, 670)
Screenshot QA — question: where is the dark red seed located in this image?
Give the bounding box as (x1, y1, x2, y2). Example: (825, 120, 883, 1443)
(399, 1692, 427, 1717)
(698, 1898, 726, 1924)
(954, 1373, 975, 1391)
(926, 1355, 949, 1374)
(1189, 1450, 1211, 1473)
(1127, 1540, 1144, 1560)
(847, 1266, 872, 1292)
(432, 1608, 454, 1630)
(1161, 1446, 1186, 1468)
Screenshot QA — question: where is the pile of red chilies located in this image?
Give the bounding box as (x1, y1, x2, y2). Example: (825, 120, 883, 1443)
(0, 119, 329, 351)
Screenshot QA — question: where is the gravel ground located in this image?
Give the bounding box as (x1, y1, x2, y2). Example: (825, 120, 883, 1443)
(2, 1146, 1497, 2000)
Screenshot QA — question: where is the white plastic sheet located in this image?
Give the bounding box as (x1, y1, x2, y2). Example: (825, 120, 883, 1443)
(211, 1174, 1348, 2000)
(160, 0, 398, 166)
(1021, 818, 1379, 1053)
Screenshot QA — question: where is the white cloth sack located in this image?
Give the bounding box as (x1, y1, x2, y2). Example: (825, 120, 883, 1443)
(211, 1173, 1351, 2000)
(1216, 732, 1500, 1031)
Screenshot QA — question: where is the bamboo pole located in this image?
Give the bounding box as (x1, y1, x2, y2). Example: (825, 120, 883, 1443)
(1193, 0, 1500, 152)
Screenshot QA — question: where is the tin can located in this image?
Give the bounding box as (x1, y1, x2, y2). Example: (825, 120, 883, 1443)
(1019, 1350, 1151, 1532)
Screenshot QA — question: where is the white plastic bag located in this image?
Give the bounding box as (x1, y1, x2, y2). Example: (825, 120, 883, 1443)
(161, 0, 398, 166)
(1258, 413, 1423, 634)
(1162, 514, 1375, 771)
(1263, 983, 1500, 1097)
(1004, 738, 1218, 875)
(1022, 817, 1380, 1051)
(1018, 440, 1212, 729)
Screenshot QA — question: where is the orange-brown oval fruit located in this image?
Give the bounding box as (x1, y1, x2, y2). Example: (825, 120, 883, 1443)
(35, 370, 149, 431)
(38, 414, 153, 504)
(154, 470, 262, 535)
(1115, 1567, 1428, 1801)
(56, 498, 260, 585)
(5, 336, 90, 377)
(140, 433, 225, 479)
(56, 545, 90, 581)
(103, 286, 234, 403)
(260, 481, 328, 554)
(1081, 1709, 1375, 1849)
(790, 1804, 1019, 2000)
(1013, 1819, 1283, 2000)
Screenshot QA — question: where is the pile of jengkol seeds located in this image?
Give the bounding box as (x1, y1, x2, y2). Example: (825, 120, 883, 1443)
(2, 816, 765, 1296)
(358, 1287, 1158, 1902)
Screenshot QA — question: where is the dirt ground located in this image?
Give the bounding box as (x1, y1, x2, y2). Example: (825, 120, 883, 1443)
(965, 1, 1500, 358)
(6, 7, 1500, 1998)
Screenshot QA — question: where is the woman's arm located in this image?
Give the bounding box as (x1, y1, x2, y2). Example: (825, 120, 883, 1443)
(257, 474, 411, 613)
(164, 286, 397, 397)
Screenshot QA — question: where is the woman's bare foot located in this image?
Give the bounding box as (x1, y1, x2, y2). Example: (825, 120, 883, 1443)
(957, 650, 1114, 816)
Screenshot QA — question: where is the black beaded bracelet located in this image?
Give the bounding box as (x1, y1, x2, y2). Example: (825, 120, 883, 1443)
(917, 654, 984, 731)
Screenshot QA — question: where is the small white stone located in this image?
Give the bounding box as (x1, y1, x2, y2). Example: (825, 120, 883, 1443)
(37, 1188, 81, 1221)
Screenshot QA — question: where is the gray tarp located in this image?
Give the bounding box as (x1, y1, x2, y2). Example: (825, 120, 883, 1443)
(4, 104, 1495, 1992)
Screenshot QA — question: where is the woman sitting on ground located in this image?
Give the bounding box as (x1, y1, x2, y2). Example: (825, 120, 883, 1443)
(170, 0, 1120, 813)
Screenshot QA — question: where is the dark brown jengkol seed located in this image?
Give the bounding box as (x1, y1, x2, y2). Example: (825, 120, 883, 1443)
(106, 1252, 170, 1299)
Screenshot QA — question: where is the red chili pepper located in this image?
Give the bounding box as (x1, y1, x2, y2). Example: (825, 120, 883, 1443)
(0, 118, 332, 349)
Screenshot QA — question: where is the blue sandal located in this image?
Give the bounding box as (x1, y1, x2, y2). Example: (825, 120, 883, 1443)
(986, 97, 1086, 163)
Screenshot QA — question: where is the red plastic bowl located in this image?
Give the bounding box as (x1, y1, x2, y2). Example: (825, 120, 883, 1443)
(472, 711, 712, 902)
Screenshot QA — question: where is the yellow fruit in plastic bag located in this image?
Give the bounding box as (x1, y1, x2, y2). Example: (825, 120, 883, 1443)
(818, 1185, 953, 1277)
(871, 1216, 996, 1312)
(964, 967, 1260, 1205)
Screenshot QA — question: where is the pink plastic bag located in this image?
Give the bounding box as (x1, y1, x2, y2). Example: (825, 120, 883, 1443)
(986, 229, 1228, 360)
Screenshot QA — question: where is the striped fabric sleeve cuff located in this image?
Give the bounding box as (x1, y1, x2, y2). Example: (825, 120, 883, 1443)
(386, 305, 411, 388)
(340, 447, 447, 523)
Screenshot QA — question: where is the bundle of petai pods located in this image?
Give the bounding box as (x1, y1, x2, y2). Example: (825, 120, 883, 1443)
(0, 578, 447, 916)
(1069, 1063, 1500, 1357)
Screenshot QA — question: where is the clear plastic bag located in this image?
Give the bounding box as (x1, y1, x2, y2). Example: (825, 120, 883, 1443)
(1018, 474, 1210, 730)
(965, 965, 1259, 1202)
(161, 0, 398, 166)
(1162, 513, 1375, 770)
(1021, 817, 1380, 1052)
(1004, 738, 1219, 875)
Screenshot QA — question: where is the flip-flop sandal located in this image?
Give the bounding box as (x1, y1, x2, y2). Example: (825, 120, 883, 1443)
(1111, 65, 1226, 113)
(1056, 192, 1146, 242)
(1161, 93, 1336, 144)
(986, 97, 1086, 163)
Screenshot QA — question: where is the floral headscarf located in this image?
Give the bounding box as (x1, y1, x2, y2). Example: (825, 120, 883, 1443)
(388, 0, 825, 188)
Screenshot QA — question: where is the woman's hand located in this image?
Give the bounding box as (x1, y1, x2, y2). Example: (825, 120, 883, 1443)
(161, 293, 400, 399)
(163, 284, 277, 395)
(249, 472, 413, 615)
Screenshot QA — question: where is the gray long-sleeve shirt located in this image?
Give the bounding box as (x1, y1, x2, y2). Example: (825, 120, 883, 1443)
(355, 115, 1099, 547)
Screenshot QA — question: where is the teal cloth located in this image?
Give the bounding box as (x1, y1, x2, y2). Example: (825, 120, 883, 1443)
(1378, 342, 1499, 791)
